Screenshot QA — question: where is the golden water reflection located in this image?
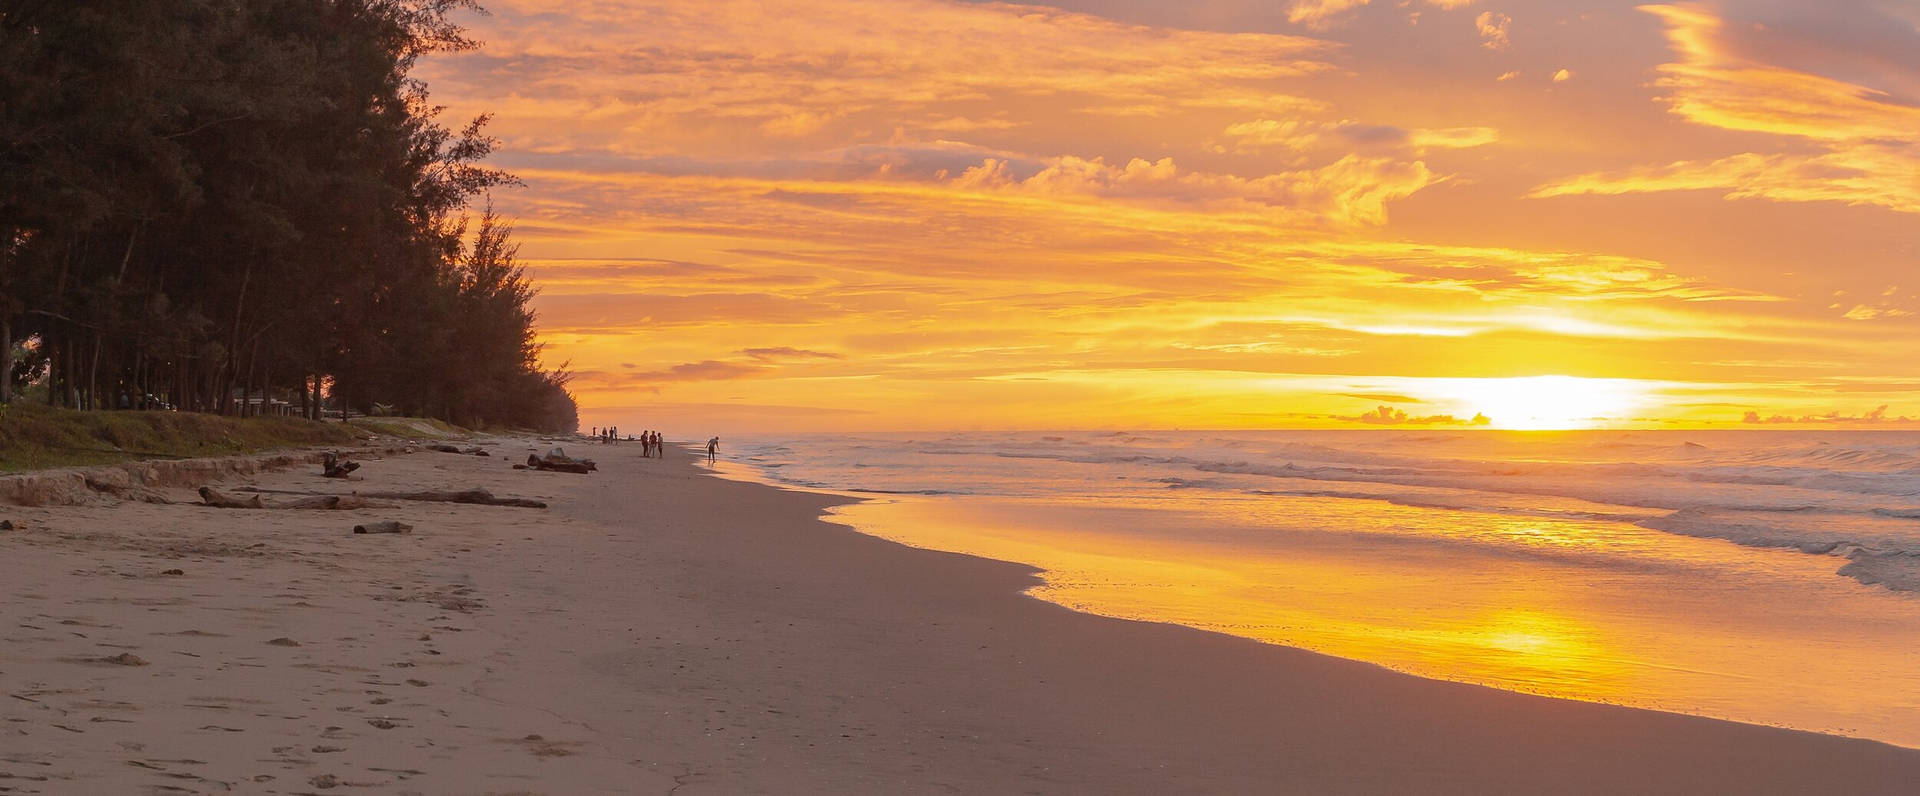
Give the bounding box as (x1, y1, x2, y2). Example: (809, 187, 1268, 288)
(826, 494, 1920, 747)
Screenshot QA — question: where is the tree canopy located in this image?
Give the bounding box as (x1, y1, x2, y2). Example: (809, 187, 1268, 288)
(0, 0, 576, 432)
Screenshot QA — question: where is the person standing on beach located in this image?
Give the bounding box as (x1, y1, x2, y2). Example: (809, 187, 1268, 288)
(706, 436, 719, 463)
(645, 431, 656, 458)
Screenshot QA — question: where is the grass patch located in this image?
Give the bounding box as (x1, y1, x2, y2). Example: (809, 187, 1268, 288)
(0, 403, 357, 472)
(345, 416, 471, 440)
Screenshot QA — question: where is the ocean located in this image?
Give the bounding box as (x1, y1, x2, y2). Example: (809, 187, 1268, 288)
(716, 430, 1920, 748)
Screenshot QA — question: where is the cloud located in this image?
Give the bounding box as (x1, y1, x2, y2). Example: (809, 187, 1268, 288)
(1475, 11, 1511, 50)
(740, 347, 845, 361)
(1841, 305, 1914, 321)
(1221, 120, 1497, 155)
(1531, 5, 1920, 215)
(1339, 392, 1425, 403)
(1531, 149, 1920, 215)
(425, 0, 1335, 157)
(1742, 405, 1914, 424)
(621, 361, 766, 383)
(1287, 0, 1476, 29)
(1552, 68, 1573, 82)
(948, 153, 1440, 226)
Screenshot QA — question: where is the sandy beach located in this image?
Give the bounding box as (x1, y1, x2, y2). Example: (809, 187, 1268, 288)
(3, 438, 1919, 794)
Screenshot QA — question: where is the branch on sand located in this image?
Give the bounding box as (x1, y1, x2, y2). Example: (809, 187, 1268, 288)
(198, 486, 382, 510)
(322, 452, 361, 479)
(233, 486, 546, 509)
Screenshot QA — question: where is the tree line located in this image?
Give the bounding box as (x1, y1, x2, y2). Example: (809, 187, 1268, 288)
(0, 0, 578, 432)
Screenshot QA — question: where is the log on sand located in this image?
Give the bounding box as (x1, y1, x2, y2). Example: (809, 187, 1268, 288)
(200, 487, 381, 510)
(278, 495, 379, 510)
(364, 489, 547, 509)
(198, 487, 264, 509)
(352, 521, 412, 535)
(232, 486, 546, 509)
(427, 444, 490, 457)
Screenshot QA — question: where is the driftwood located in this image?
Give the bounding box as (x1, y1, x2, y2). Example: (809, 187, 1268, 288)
(353, 521, 412, 535)
(231, 486, 544, 509)
(526, 446, 595, 474)
(201, 486, 380, 510)
(198, 486, 264, 509)
(322, 452, 360, 479)
(363, 489, 547, 509)
(427, 444, 490, 457)
(278, 495, 379, 510)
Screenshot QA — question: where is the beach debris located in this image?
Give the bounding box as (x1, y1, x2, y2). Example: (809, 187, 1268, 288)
(321, 451, 361, 479)
(94, 653, 149, 666)
(276, 494, 379, 510)
(310, 773, 342, 789)
(161, 568, 185, 576)
(527, 446, 595, 474)
(0, 519, 12, 530)
(364, 488, 546, 508)
(197, 486, 264, 509)
(427, 443, 490, 456)
(233, 485, 542, 508)
(353, 521, 413, 535)
(266, 637, 301, 647)
(200, 486, 377, 510)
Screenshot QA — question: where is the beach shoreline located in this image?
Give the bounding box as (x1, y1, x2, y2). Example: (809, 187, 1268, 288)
(3, 438, 1918, 793)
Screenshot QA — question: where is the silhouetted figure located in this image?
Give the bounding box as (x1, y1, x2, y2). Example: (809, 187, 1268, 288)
(706, 436, 719, 464)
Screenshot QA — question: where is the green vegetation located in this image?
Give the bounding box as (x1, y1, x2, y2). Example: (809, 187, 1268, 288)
(0, 402, 356, 472)
(0, 1, 578, 433)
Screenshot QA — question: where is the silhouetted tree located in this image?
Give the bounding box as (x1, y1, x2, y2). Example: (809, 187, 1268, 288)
(0, 0, 576, 431)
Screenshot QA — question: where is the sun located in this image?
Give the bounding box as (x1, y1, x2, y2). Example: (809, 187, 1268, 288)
(1429, 375, 1653, 430)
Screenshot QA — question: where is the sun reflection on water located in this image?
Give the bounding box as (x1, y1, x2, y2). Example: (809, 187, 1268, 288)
(823, 492, 1920, 747)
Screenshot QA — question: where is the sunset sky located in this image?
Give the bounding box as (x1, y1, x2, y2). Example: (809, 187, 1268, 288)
(418, 0, 1920, 431)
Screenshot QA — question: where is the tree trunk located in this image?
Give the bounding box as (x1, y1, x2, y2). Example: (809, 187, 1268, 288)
(87, 331, 102, 410)
(0, 317, 12, 404)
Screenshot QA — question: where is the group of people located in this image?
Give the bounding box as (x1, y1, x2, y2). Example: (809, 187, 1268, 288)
(584, 426, 716, 463)
(638, 430, 665, 458)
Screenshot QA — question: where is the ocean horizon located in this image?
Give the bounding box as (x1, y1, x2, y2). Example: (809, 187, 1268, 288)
(720, 429, 1920, 748)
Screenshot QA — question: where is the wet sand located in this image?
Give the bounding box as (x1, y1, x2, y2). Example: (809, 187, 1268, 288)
(2, 439, 1917, 793)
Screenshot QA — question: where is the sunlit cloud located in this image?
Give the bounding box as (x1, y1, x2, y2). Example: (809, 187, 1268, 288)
(1532, 3, 1920, 214)
(407, 0, 1920, 430)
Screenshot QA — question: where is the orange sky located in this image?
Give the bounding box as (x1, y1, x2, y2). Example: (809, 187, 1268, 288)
(418, 0, 1920, 432)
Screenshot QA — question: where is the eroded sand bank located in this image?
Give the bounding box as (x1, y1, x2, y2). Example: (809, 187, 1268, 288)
(3, 439, 1917, 794)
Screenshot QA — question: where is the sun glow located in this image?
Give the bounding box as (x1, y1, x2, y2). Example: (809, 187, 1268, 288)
(1428, 376, 1655, 430)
